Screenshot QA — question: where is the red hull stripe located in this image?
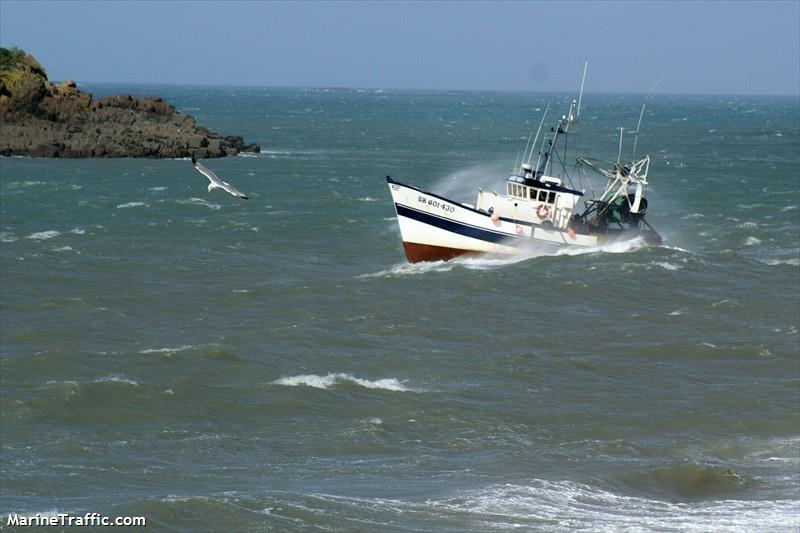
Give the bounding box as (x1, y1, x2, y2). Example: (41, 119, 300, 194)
(402, 242, 480, 263)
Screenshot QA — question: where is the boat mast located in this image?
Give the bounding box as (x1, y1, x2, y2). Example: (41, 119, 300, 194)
(535, 64, 587, 178)
(576, 61, 587, 122)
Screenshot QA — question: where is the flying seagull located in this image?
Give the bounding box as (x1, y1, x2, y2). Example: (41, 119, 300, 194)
(191, 156, 249, 200)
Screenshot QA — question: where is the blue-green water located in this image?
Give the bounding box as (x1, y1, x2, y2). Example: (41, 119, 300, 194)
(1, 86, 798, 532)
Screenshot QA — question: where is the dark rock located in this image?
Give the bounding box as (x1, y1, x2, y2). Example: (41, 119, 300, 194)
(0, 47, 260, 158)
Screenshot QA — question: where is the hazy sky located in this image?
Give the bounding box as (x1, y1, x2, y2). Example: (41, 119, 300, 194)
(1, 0, 798, 95)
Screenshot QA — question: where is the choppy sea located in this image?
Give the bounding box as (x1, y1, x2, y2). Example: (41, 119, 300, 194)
(1, 85, 798, 532)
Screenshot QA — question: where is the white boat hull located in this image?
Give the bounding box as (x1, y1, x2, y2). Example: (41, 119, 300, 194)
(388, 177, 597, 262)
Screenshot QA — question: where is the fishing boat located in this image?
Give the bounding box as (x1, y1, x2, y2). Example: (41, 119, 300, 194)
(386, 68, 662, 263)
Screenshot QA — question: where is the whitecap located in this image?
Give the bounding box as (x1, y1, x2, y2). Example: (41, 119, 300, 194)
(712, 299, 741, 308)
(358, 197, 378, 202)
(744, 236, 762, 246)
(138, 345, 194, 355)
(116, 202, 148, 209)
(93, 376, 139, 386)
(429, 481, 800, 532)
(760, 258, 800, 266)
(52, 246, 73, 252)
(359, 261, 458, 278)
(0, 232, 18, 243)
(149, 186, 167, 192)
(272, 373, 417, 392)
(26, 230, 60, 240)
(668, 310, 683, 316)
(69, 227, 85, 235)
(8, 180, 47, 188)
(177, 197, 221, 210)
(653, 261, 681, 271)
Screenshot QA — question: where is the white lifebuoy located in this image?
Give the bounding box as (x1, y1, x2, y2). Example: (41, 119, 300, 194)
(536, 204, 551, 219)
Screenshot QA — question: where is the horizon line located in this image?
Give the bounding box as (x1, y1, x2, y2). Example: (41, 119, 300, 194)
(63, 80, 800, 99)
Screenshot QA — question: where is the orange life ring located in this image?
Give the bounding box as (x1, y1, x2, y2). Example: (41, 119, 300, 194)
(536, 204, 551, 219)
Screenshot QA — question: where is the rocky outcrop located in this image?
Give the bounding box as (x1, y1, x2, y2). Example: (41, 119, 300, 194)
(0, 48, 260, 158)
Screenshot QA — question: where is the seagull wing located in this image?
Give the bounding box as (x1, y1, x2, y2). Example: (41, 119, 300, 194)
(219, 179, 249, 200)
(193, 159, 224, 187)
(192, 158, 249, 200)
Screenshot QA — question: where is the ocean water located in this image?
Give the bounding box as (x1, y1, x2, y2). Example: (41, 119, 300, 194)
(1, 85, 798, 532)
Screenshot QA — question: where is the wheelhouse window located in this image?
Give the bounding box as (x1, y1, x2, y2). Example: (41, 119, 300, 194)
(548, 192, 556, 204)
(538, 190, 548, 202)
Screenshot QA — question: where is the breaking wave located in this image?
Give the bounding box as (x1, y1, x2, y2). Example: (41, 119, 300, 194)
(362, 237, 652, 277)
(176, 197, 221, 210)
(26, 230, 61, 240)
(272, 373, 417, 392)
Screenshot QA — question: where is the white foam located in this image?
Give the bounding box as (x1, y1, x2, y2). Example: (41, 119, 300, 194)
(305, 481, 798, 532)
(138, 345, 194, 355)
(744, 237, 762, 246)
(272, 373, 416, 392)
(69, 227, 85, 235)
(45, 380, 79, 387)
(760, 258, 800, 266)
(362, 237, 651, 278)
(52, 246, 73, 252)
(431, 481, 800, 532)
(1, 232, 18, 243)
(93, 376, 139, 386)
(358, 197, 378, 202)
(359, 260, 460, 278)
(177, 197, 221, 210)
(8, 180, 47, 188)
(26, 230, 60, 240)
(149, 186, 167, 191)
(652, 261, 681, 271)
(116, 202, 148, 209)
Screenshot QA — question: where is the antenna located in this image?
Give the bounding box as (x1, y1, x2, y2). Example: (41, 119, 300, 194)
(616, 127, 624, 164)
(526, 103, 550, 165)
(576, 61, 588, 121)
(632, 103, 646, 160)
(631, 76, 663, 159)
(521, 130, 534, 171)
